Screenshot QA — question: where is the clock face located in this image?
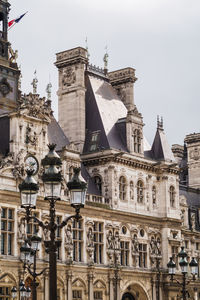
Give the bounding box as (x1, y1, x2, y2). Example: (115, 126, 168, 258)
(25, 155, 39, 175)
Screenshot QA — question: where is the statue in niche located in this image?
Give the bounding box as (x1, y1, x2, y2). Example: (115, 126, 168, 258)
(43, 222, 50, 241)
(18, 218, 26, 241)
(107, 230, 114, 250)
(65, 225, 73, 246)
(87, 227, 94, 248)
(132, 234, 139, 253)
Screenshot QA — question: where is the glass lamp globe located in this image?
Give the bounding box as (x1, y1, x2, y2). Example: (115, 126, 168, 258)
(189, 257, 198, 276)
(19, 170, 39, 208)
(11, 286, 17, 299)
(179, 257, 188, 274)
(67, 168, 87, 208)
(20, 241, 31, 264)
(167, 257, 176, 275)
(30, 233, 42, 251)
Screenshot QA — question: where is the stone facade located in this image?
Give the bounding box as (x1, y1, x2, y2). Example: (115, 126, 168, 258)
(0, 2, 200, 300)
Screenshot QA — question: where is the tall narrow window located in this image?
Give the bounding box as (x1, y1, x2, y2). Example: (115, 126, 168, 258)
(119, 176, 126, 201)
(152, 186, 156, 205)
(130, 181, 134, 201)
(93, 222, 103, 264)
(120, 241, 129, 266)
(171, 246, 178, 265)
(94, 176, 102, 195)
(1, 208, 14, 255)
(134, 129, 141, 153)
(72, 290, 82, 299)
(169, 186, 175, 207)
(139, 243, 147, 268)
(89, 131, 100, 152)
(94, 291, 103, 300)
(72, 219, 83, 262)
(137, 180, 144, 203)
(0, 286, 12, 299)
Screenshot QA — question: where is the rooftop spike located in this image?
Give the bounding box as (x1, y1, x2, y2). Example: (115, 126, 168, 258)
(31, 70, 38, 94)
(157, 115, 164, 131)
(103, 46, 109, 75)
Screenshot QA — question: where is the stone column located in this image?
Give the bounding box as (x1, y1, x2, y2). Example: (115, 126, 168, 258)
(108, 273, 114, 300)
(88, 269, 94, 300)
(44, 271, 49, 300)
(66, 270, 73, 300)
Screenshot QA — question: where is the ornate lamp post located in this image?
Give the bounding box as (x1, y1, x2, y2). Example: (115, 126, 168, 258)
(167, 246, 198, 300)
(18, 144, 87, 300)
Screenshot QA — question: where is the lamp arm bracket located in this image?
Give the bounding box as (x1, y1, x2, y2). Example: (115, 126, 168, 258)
(35, 267, 49, 277)
(27, 216, 47, 229)
(59, 212, 82, 229)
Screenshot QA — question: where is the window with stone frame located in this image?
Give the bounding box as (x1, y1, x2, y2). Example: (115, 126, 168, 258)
(94, 291, 103, 300)
(152, 185, 157, 205)
(138, 243, 147, 268)
(93, 222, 103, 264)
(137, 180, 144, 203)
(133, 129, 141, 153)
(119, 176, 126, 201)
(120, 241, 129, 266)
(169, 186, 175, 207)
(0, 286, 12, 299)
(72, 219, 83, 262)
(26, 212, 39, 238)
(94, 176, 102, 195)
(171, 245, 178, 266)
(1, 208, 14, 255)
(72, 290, 82, 299)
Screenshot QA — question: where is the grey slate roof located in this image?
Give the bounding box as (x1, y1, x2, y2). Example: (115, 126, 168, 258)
(150, 128, 175, 162)
(48, 116, 70, 151)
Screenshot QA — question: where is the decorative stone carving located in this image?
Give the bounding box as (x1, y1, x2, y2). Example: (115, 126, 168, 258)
(18, 218, 26, 242)
(0, 77, 13, 97)
(12, 149, 26, 179)
(191, 213, 196, 231)
(64, 225, 73, 264)
(190, 148, 200, 161)
(106, 229, 120, 266)
(31, 71, 38, 94)
(17, 93, 52, 119)
(131, 234, 139, 267)
(8, 46, 18, 63)
(25, 124, 38, 146)
(0, 152, 14, 171)
(86, 227, 94, 265)
(149, 235, 162, 267)
(62, 67, 76, 87)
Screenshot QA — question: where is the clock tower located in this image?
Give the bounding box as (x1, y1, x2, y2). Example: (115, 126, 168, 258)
(0, 0, 20, 115)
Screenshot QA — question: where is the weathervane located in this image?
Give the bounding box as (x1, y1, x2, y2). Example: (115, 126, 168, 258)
(31, 70, 38, 94)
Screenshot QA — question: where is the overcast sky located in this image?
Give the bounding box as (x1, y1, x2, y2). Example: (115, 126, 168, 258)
(9, 0, 200, 147)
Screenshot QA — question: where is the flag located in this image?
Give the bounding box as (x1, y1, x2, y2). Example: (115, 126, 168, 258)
(8, 12, 27, 28)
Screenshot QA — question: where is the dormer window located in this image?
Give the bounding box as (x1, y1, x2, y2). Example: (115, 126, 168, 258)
(134, 129, 141, 153)
(89, 131, 100, 152)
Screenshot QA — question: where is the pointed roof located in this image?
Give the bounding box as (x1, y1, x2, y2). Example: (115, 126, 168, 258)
(150, 117, 175, 162)
(48, 116, 70, 151)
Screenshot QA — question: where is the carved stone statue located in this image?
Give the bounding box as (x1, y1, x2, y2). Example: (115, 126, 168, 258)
(103, 51, 109, 69)
(8, 46, 18, 63)
(107, 230, 114, 250)
(31, 71, 38, 94)
(191, 213, 196, 231)
(132, 234, 139, 253)
(64, 225, 73, 263)
(87, 227, 94, 248)
(0, 152, 14, 171)
(18, 218, 26, 241)
(46, 82, 52, 101)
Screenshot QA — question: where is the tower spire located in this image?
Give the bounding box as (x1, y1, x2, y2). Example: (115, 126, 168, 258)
(157, 115, 164, 131)
(103, 46, 108, 75)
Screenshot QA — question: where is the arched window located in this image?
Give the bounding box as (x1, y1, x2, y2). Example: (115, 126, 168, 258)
(119, 176, 126, 201)
(152, 186, 156, 205)
(169, 186, 175, 207)
(137, 180, 144, 203)
(130, 181, 134, 201)
(134, 129, 141, 153)
(94, 176, 102, 195)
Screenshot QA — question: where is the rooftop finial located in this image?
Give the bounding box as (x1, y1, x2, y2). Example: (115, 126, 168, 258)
(31, 70, 38, 94)
(103, 46, 109, 74)
(85, 37, 90, 60)
(157, 115, 164, 130)
(18, 65, 22, 90)
(46, 75, 52, 101)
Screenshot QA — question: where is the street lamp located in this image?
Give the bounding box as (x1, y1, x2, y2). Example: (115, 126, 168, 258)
(19, 144, 87, 300)
(167, 246, 199, 300)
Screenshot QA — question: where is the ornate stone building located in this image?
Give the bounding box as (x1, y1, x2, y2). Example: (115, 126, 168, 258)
(0, 1, 200, 299)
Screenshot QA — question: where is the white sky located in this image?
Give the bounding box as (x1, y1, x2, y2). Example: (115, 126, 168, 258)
(9, 0, 200, 146)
